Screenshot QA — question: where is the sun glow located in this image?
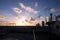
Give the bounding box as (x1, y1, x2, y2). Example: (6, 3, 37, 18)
(16, 19, 25, 26)
(16, 19, 35, 26)
(15, 15, 37, 26)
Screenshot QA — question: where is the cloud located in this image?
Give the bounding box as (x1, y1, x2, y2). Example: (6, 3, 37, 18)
(35, 2, 38, 7)
(25, 17, 35, 22)
(50, 8, 56, 13)
(44, 6, 60, 13)
(26, 7, 38, 14)
(13, 7, 23, 14)
(19, 3, 38, 14)
(37, 16, 44, 20)
(50, 8, 60, 13)
(25, 16, 45, 25)
(7, 15, 45, 26)
(0, 15, 6, 23)
(29, 17, 35, 21)
(43, 6, 51, 10)
(40, 16, 44, 19)
(8, 15, 26, 23)
(0, 15, 5, 19)
(8, 15, 36, 26)
(25, 17, 37, 25)
(19, 3, 25, 9)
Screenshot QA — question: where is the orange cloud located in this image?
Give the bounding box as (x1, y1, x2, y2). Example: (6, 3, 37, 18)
(0, 15, 5, 19)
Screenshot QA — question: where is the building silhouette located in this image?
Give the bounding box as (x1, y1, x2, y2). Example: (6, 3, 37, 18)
(42, 21, 44, 27)
(56, 15, 60, 21)
(49, 13, 53, 22)
(36, 23, 40, 26)
(46, 14, 60, 35)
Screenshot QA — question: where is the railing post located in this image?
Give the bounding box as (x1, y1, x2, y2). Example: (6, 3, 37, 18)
(33, 29, 36, 40)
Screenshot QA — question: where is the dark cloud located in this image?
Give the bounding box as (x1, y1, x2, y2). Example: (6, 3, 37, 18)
(30, 17, 35, 21)
(38, 15, 41, 18)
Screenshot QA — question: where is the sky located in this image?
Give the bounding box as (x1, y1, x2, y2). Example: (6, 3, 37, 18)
(0, 0, 60, 26)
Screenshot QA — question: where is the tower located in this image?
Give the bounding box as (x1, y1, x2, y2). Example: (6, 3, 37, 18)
(42, 21, 44, 27)
(49, 13, 53, 22)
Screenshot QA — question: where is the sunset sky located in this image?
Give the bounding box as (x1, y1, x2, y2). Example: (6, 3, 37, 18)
(0, 0, 60, 26)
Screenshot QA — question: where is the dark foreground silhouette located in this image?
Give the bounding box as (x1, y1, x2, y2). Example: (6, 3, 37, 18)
(0, 26, 60, 40)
